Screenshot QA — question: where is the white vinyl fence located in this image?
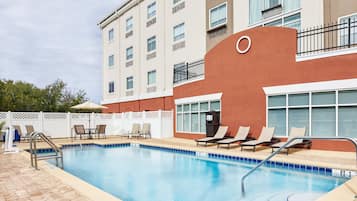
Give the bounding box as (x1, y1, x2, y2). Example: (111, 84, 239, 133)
(0, 110, 173, 139)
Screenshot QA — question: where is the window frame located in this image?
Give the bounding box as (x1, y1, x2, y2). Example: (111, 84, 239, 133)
(108, 28, 114, 42)
(126, 76, 134, 90)
(208, 2, 228, 30)
(337, 12, 357, 47)
(176, 100, 221, 134)
(108, 55, 114, 67)
(249, 0, 301, 28)
(267, 89, 357, 138)
(108, 81, 115, 93)
(173, 23, 185, 42)
(147, 2, 157, 19)
(263, 0, 281, 10)
(126, 16, 133, 32)
(173, 0, 182, 5)
(147, 70, 157, 86)
(262, 12, 301, 30)
(126, 46, 133, 61)
(147, 36, 157, 52)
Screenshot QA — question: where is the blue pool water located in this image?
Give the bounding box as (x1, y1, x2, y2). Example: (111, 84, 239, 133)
(48, 145, 346, 201)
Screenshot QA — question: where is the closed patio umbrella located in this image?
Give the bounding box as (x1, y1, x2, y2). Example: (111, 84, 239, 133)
(71, 101, 108, 128)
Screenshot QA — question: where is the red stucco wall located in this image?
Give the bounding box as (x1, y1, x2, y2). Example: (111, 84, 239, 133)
(174, 27, 357, 152)
(103, 96, 174, 113)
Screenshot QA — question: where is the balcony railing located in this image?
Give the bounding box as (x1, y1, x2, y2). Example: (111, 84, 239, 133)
(173, 60, 204, 84)
(297, 18, 357, 56)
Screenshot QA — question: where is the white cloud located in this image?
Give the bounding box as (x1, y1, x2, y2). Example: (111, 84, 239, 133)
(0, 0, 125, 103)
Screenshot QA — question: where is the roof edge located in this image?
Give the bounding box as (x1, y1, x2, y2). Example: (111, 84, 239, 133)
(97, 0, 132, 28)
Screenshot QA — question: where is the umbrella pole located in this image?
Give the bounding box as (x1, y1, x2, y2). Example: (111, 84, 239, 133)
(88, 113, 92, 139)
(89, 113, 91, 128)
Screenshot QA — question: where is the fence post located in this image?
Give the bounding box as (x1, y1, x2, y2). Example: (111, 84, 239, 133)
(348, 18, 351, 48)
(7, 111, 11, 128)
(67, 112, 72, 139)
(111, 113, 116, 136)
(39, 111, 44, 132)
(143, 110, 146, 122)
(91, 112, 95, 128)
(158, 110, 163, 138)
(129, 112, 133, 132)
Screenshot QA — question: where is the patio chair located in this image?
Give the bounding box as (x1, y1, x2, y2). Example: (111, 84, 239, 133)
(217, 126, 251, 148)
(195, 126, 228, 146)
(25, 125, 51, 141)
(128, 123, 141, 138)
(140, 123, 151, 139)
(24, 125, 35, 142)
(240, 127, 277, 152)
(271, 127, 310, 155)
(74, 125, 89, 140)
(95, 124, 107, 139)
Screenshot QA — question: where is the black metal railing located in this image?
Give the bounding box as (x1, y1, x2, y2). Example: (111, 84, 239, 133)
(297, 18, 357, 56)
(173, 60, 204, 84)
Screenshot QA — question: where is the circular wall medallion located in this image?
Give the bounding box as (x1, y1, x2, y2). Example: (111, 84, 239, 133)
(236, 36, 251, 54)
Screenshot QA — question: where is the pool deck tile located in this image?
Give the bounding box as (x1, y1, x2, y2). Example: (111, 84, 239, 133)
(0, 150, 92, 201)
(2, 136, 357, 201)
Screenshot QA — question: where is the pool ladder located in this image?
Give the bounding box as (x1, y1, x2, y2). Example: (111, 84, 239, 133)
(29, 131, 64, 170)
(241, 137, 357, 196)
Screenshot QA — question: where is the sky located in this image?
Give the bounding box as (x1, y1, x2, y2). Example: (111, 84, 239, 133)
(0, 0, 125, 103)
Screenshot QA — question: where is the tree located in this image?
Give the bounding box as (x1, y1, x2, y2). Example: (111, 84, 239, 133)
(0, 79, 88, 112)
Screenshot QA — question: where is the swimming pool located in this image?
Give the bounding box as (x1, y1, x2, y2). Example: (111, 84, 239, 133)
(47, 144, 346, 201)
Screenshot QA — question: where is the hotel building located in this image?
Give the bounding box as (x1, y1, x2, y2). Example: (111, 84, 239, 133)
(99, 0, 357, 151)
(99, 0, 206, 112)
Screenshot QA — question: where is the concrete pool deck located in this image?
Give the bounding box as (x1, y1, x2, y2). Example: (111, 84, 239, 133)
(1, 137, 356, 201)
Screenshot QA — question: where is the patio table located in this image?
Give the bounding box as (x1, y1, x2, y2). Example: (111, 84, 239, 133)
(85, 128, 97, 139)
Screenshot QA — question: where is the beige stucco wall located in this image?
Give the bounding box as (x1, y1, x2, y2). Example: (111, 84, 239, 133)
(101, 0, 206, 105)
(164, 0, 206, 90)
(233, 0, 250, 33)
(300, 0, 324, 29)
(102, 19, 120, 101)
(324, 0, 357, 23)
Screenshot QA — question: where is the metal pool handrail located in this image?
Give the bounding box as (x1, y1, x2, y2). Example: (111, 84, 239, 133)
(241, 137, 357, 195)
(30, 131, 64, 170)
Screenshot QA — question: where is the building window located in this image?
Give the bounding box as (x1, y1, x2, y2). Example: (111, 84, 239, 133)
(173, 23, 185, 42)
(108, 29, 114, 41)
(263, 13, 301, 30)
(267, 90, 357, 138)
(147, 36, 156, 52)
(176, 100, 221, 133)
(126, 76, 133, 90)
(264, 0, 281, 10)
(108, 81, 115, 93)
(108, 55, 114, 67)
(249, 0, 300, 25)
(126, 46, 133, 60)
(126, 16, 133, 32)
(147, 2, 156, 19)
(173, 0, 182, 5)
(147, 70, 156, 85)
(339, 13, 357, 46)
(283, 13, 301, 30)
(209, 2, 227, 29)
(173, 62, 186, 83)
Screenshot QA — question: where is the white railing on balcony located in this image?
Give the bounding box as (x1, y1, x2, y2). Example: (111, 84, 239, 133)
(0, 110, 173, 139)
